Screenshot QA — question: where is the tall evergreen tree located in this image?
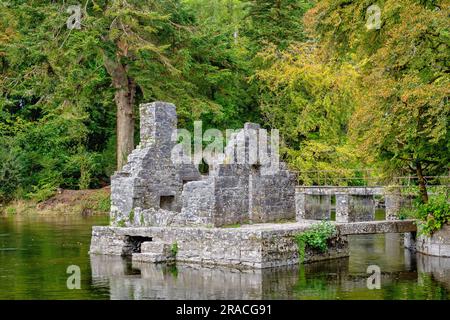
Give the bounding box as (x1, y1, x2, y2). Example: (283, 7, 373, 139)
(245, 0, 312, 50)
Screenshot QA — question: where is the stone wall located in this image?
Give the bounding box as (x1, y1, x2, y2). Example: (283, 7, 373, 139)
(180, 124, 296, 227)
(250, 167, 296, 223)
(110, 102, 201, 227)
(414, 225, 450, 257)
(213, 165, 251, 226)
(260, 229, 348, 267)
(110, 101, 296, 228)
(180, 179, 216, 226)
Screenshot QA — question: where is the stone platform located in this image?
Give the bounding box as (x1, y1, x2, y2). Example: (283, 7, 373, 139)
(90, 220, 417, 269)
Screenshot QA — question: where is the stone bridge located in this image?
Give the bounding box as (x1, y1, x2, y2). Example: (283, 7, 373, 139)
(295, 186, 412, 222)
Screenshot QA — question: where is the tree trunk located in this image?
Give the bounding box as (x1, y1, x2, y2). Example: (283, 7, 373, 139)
(115, 78, 135, 170)
(104, 55, 136, 170)
(416, 161, 428, 203)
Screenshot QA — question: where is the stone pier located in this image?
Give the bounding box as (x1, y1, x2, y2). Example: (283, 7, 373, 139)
(385, 192, 414, 220)
(295, 188, 331, 220)
(335, 192, 375, 223)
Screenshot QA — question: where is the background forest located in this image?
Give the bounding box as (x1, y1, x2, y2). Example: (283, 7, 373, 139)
(0, 0, 448, 204)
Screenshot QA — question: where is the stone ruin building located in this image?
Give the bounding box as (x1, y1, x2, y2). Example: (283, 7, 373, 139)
(91, 101, 435, 268)
(110, 101, 297, 228)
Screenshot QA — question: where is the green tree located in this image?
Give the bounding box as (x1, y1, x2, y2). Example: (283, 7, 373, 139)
(306, 0, 450, 200)
(254, 44, 361, 184)
(0, 0, 258, 201)
(98, 0, 183, 169)
(245, 0, 313, 50)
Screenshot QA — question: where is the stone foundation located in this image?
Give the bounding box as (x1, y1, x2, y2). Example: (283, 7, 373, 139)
(90, 222, 350, 269)
(412, 225, 450, 257)
(90, 220, 417, 268)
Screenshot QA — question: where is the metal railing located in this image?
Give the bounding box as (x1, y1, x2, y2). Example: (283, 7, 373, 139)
(293, 169, 449, 188)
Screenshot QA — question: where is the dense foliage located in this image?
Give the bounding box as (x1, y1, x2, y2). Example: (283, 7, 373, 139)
(306, 0, 449, 199)
(416, 192, 450, 236)
(399, 188, 450, 236)
(0, 0, 257, 201)
(0, 0, 448, 205)
(295, 221, 337, 262)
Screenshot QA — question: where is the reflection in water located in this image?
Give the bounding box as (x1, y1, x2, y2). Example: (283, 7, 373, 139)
(91, 255, 265, 299)
(417, 253, 450, 292)
(90, 234, 450, 300)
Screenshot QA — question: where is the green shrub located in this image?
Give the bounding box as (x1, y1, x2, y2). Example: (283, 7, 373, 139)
(27, 183, 58, 202)
(415, 193, 450, 236)
(295, 221, 337, 263)
(129, 209, 135, 223)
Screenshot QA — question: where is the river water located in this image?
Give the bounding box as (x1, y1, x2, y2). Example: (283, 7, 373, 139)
(0, 214, 449, 300)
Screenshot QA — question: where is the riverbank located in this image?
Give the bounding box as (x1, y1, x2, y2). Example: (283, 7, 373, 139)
(0, 187, 110, 216)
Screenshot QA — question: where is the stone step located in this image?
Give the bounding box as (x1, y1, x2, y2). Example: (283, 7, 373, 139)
(132, 252, 175, 263)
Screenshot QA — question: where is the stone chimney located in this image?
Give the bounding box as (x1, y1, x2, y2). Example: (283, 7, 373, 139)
(139, 101, 177, 149)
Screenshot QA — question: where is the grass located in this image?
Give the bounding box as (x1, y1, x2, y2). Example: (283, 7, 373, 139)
(0, 188, 110, 216)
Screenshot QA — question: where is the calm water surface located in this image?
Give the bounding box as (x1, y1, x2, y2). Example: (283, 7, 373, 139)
(0, 214, 449, 300)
